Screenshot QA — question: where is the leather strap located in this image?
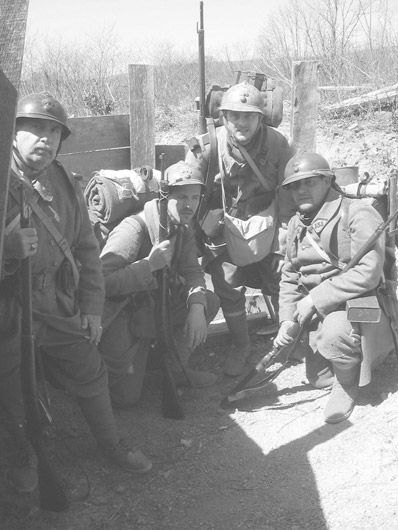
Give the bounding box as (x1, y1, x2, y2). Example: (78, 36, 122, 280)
(223, 121, 273, 193)
(10, 185, 80, 288)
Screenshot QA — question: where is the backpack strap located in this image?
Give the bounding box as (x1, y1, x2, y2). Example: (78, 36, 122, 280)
(223, 121, 273, 193)
(9, 176, 80, 288)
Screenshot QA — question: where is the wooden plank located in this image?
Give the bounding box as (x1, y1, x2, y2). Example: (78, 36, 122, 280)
(0, 0, 29, 272)
(291, 60, 319, 153)
(59, 114, 130, 154)
(129, 64, 155, 168)
(58, 148, 131, 188)
(155, 145, 186, 170)
(324, 82, 398, 112)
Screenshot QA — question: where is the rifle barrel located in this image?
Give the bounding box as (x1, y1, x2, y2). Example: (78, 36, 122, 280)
(197, 1, 206, 134)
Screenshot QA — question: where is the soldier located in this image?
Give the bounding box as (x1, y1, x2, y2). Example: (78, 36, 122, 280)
(99, 161, 220, 409)
(186, 81, 296, 376)
(274, 152, 394, 423)
(0, 93, 152, 494)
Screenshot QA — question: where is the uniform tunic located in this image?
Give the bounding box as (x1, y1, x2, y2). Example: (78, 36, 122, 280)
(186, 122, 296, 318)
(99, 199, 219, 406)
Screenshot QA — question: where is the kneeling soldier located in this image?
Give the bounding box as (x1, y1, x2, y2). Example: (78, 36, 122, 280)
(274, 152, 394, 423)
(99, 161, 219, 409)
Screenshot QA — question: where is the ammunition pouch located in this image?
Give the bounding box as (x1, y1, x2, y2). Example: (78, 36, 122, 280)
(346, 294, 381, 323)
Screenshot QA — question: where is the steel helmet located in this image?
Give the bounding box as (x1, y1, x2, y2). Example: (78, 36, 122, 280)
(283, 152, 334, 187)
(16, 92, 71, 139)
(219, 81, 265, 115)
(166, 161, 205, 189)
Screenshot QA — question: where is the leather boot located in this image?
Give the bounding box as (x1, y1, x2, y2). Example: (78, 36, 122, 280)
(4, 420, 38, 493)
(172, 327, 217, 388)
(324, 356, 360, 424)
(306, 349, 334, 389)
(223, 313, 251, 376)
(77, 390, 152, 474)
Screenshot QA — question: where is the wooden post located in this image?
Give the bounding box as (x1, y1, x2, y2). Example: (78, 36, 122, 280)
(0, 0, 29, 273)
(290, 60, 319, 153)
(128, 64, 155, 169)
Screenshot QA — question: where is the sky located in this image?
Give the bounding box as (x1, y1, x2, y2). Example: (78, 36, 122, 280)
(25, 0, 289, 57)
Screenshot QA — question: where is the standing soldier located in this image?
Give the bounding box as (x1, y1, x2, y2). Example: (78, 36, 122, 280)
(0, 93, 152, 494)
(186, 81, 296, 376)
(274, 152, 394, 423)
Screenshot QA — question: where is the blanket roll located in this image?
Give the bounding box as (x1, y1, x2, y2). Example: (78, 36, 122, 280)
(84, 169, 159, 225)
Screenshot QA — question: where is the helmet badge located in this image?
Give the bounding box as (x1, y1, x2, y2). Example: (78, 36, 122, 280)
(240, 90, 250, 103)
(293, 161, 301, 173)
(42, 96, 55, 112)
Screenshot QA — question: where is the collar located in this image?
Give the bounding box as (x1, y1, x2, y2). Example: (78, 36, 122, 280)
(218, 122, 267, 176)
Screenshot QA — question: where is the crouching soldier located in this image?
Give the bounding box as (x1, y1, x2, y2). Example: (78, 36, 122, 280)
(0, 93, 152, 494)
(99, 161, 220, 409)
(274, 152, 394, 423)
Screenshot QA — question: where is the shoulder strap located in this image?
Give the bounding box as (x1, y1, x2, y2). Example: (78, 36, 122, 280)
(9, 185, 80, 287)
(237, 142, 273, 192)
(222, 121, 272, 193)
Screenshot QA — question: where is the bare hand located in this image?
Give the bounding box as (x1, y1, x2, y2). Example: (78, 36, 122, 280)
(5, 228, 38, 259)
(81, 313, 103, 345)
(270, 253, 284, 275)
(147, 240, 173, 272)
(274, 320, 300, 348)
(183, 304, 207, 350)
(294, 295, 315, 326)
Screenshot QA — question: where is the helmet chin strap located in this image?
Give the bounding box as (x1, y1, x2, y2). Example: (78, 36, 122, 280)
(13, 146, 51, 180)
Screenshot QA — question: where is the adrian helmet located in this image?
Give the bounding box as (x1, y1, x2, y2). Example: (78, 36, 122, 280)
(282, 152, 334, 187)
(166, 161, 205, 189)
(16, 92, 71, 139)
(219, 81, 265, 115)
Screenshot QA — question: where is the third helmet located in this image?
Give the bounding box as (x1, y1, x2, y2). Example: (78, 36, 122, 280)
(283, 152, 334, 187)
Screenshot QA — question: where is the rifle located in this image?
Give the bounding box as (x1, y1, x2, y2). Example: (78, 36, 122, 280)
(221, 205, 398, 408)
(19, 185, 69, 511)
(154, 154, 184, 420)
(197, 1, 206, 135)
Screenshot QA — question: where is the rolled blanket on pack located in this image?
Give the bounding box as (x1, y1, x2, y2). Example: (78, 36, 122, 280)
(84, 169, 160, 225)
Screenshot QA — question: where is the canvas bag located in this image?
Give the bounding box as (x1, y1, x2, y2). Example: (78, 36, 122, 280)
(219, 145, 276, 266)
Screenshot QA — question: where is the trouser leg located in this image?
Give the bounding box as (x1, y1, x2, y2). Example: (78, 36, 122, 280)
(77, 388, 119, 449)
(314, 311, 361, 423)
(169, 290, 219, 388)
(99, 309, 149, 408)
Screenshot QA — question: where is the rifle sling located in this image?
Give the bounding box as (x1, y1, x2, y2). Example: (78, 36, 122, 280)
(10, 186, 80, 287)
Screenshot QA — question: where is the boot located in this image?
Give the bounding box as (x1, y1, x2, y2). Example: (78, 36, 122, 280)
(223, 313, 251, 376)
(306, 349, 334, 389)
(4, 421, 38, 494)
(324, 356, 360, 424)
(172, 328, 217, 388)
(77, 391, 152, 474)
(173, 367, 217, 388)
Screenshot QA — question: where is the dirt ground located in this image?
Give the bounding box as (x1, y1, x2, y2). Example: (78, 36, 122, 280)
(1, 109, 398, 530)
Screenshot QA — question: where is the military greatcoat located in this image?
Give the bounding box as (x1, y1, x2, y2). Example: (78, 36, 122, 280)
(0, 157, 106, 397)
(279, 187, 394, 385)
